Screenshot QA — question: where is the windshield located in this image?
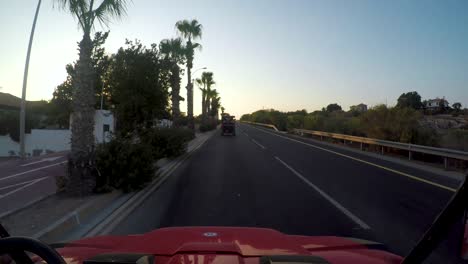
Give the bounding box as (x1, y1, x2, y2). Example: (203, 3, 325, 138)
(0, 1, 467, 264)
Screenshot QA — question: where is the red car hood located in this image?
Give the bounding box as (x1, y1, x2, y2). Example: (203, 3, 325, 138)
(56, 227, 402, 264)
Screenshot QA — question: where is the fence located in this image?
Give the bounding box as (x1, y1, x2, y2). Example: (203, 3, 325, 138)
(241, 121, 468, 169)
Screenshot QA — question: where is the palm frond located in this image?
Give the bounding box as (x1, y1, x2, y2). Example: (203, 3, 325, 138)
(190, 19, 203, 39)
(54, 0, 89, 30)
(175, 19, 191, 39)
(191, 42, 202, 52)
(195, 78, 203, 88)
(94, 0, 129, 28)
(175, 19, 203, 41)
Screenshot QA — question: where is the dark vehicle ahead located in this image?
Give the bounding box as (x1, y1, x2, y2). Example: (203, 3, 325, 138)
(221, 114, 236, 136)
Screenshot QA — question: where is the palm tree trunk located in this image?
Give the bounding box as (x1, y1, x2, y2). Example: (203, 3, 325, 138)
(67, 33, 96, 196)
(186, 40, 194, 130)
(171, 65, 181, 125)
(186, 71, 193, 129)
(201, 91, 206, 118)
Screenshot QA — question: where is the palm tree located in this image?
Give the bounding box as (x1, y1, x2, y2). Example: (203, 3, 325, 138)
(160, 38, 185, 124)
(55, 0, 128, 195)
(196, 78, 206, 118)
(211, 95, 221, 120)
(196, 72, 215, 120)
(221, 106, 225, 115)
(206, 88, 219, 117)
(175, 19, 203, 129)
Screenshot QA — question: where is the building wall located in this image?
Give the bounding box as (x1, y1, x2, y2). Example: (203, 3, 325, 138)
(0, 135, 20, 156)
(93, 110, 115, 143)
(0, 110, 114, 157)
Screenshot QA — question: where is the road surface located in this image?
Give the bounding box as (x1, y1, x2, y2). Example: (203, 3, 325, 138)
(112, 123, 463, 262)
(0, 152, 67, 216)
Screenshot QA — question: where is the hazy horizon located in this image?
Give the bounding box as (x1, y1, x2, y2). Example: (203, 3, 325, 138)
(1, 0, 467, 117)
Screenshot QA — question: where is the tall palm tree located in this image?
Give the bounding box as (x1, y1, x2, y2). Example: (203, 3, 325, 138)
(210, 94, 221, 120)
(55, 0, 128, 195)
(202, 72, 215, 118)
(160, 38, 185, 124)
(175, 19, 202, 129)
(196, 72, 215, 120)
(196, 78, 206, 118)
(206, 88, 218, 117)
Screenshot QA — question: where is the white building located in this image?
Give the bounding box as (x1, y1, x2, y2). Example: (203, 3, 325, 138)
(70, 110, 115, 143)
(0, 110, 114, 157)
(424, 98, 449, 110)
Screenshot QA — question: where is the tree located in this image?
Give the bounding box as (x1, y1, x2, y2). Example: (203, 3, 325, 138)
(326, 103, 342, 112)
(396, 91, 422, 109)
(206, 88, 218, 116)
(453, 102, 462, 112)
(108, 40, 169, 134)
(160, 38, 185, 124)
(55, 0, 129, 195)
(221, 106, 225, 114)
(48, 32, 110, 128)
(48, 73, 73, 128)
(195, 78, 206, 118)
(197, 72, 215, 119)
(175, 19, 203, 129)
(211, 96, 221, 119)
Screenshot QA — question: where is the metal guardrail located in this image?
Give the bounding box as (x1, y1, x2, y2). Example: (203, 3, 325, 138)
(241, 121, 279, 131)
(241, 121, 468, 169)
(292, 128, 468, 168)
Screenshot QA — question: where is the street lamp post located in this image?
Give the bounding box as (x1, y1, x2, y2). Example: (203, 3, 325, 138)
(192, 67, 207, 83)
(20, 0, 42, 158)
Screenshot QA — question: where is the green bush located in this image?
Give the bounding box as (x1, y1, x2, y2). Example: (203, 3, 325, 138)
(95, 137, 155, 193)
(94, 127, 194, 193)
(199, 120, 217, 132)
(142, 127, 195, 158)
(441, 129, 468, 151)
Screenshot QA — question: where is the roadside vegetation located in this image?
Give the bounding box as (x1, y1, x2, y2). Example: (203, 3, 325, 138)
(94, 128, 194, 193)
(241, 92, 468, 151)
(0, 1, 227, 195)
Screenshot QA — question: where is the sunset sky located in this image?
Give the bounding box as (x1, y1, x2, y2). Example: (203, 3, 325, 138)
(1, 0, 467, 117)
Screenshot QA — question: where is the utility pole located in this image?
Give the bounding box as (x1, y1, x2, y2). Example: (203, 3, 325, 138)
(20, 0, 42, 158)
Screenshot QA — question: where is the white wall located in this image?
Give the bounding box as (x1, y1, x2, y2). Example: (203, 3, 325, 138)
(0, 110, 115, 157)
(0, 135, 20, 157)
(26, 129, 71, 155)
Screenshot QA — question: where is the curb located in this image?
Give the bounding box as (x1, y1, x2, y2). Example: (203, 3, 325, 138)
(33, 191, 124, 242)
(0, 194, 53, 220)
(33, 130, 216, 241)
(85, 130, 213, 237)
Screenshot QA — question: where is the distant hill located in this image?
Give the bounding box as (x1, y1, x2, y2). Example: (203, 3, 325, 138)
(0, 92, 47, 110)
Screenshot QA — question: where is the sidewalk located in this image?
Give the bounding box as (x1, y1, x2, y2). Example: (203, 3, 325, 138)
(0, 129, 216, 241)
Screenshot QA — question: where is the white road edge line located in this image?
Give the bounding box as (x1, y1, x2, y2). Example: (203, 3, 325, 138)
(0, 161, 68, 182)
(245, 124, 456, 193)
(274, 156, 370, 230)
(0, 177, 48, 199)
(20, 156, 63, 167)
(251, 139, 266, 149)
(0, 178, 40, 191)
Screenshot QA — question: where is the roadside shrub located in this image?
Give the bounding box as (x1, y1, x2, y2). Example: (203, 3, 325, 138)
(441, 129, 468, 151)
(142, 128, 195, 159)
(95, 137, 155, 193)
(199, 120, 217, 132)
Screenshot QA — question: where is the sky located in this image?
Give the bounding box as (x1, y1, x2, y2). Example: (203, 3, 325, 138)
(0, 0, 467, 118)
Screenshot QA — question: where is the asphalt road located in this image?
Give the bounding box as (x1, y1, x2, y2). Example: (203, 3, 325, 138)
(0, 152, 67, 216)
(112, 123, 465, 263)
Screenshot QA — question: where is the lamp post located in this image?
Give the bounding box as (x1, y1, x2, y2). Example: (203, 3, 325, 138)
(20, 0, 42, 158)
(192, 67, 207, 82)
